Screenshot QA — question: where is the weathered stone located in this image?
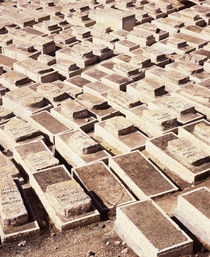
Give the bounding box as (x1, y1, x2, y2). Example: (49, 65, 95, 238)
(167, 138, 209, 167)
(25, 151, 59, 172)
(0, 179, 28, 227)
(105, 116, 134, 137)
(4, 117, 39, 142)
(46, 180, 92, 217)
(61, 99, 88, 119)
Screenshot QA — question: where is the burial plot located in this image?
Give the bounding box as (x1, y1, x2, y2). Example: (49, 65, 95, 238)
(83, 81, 113, 98)
(94, 116, 147, 154)
(146, 67, 190, 92)
(50, 99, 97, 132)
(101, 73, 132, 91)
(146, 132, 210, 183)
(0, 178, 40, 243)
(0, 70, 30, 90)
(126, 105, 178, 137)
(175, 84, 210, 120)
(30, 111, 71, 144)
(149, 94, 203, 124)
(109, 151, 177, 200)
(30, 165, 99, 231)
(76, 92, 119, 121)
(0, 152, 20, 178)
(127, 77, 168, 104)
(0, 117, 42, 151)
(0, 106, 14, 125)
(35, 82, 69, 107)
(115, 200, 193, 257)
(55, 129, 109, 168)
(13, 139, 59, 181)
(13, 59, 58, 83)
(81, 68, 109, 82)
(2, 86, 51, 119)
(73, 161, 135, 216)
(178, 119, 210, 153)
(174, 187, 210, 249)
(65, 75, 92, 90)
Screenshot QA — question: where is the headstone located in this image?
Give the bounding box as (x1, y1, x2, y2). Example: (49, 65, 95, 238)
(46, 180, 92, 217)
(0, 179, 28, 226)
(167, 138, 209, 167)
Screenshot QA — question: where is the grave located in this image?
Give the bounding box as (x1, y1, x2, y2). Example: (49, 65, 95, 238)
(109, 151, 177, 200)
(30, 111, 71, 144)
(115, 200, 193, 257)
(50, 99, 97, 132)
(30, 165, 100, 231)
(149, 94, 203, 124)
(146, 132, 210, 183)
(2, 86, 51, 119)
(13, 139, 59, 180)
(94, 116, 147, 154)
(0, 178, 40, 243)
(178, 119, 210, 153)
(55, 130, 109, 167)
(174, 187, 210, 249)
(73, 161, 134, 216)
(0, 117, 42, 151)
(126, 105, 178, 137)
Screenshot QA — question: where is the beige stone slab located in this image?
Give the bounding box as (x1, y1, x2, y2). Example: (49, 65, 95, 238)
(46, 180, 92, 217)
(76, 92, 108, 110)
(0, 179, 28, 227)
(167, 138, 209, 167)
(115, 39, 139, 54)
(115, 200, 193, 257)
(30, 111, 71, 144)
(125, 105, 178, 138)
(94, 117, 147, 154)
(178, 119, 210, 153)
(149, 94, 203, 124)
(61, 99, 88, 119)
(4, 86, 45, 108)
(0, 153, 19, 178)
(0, 106, 13, 125)
(109, 151, 178, 200)
(73, 161, 135, 215)
(174, 187, 210, 249)
(0, 71, 29, 90)
(30, 165, 100, 231)
(106, 89, 141, 111)
(13, 139, 55, 175)
(55, 130, 109, 168)
(25, 151, 59, 173)
(101, 73, 132, 91)
(146, 133, 210, 183)
(3, 117, 40, 143)
(175, 84, 210, 119)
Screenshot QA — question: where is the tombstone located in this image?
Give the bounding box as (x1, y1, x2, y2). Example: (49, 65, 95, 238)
(146, 132, 210, 183)
(46, 180, 92, 217)
(73, 161, 134, 215)
(0, 179, 28, 227)
(174, 187, 210, 249)
(95, 116, 147, 154)
(115, 200, 193, 257)
(109, 151, 177, 199)
(55, 130, 109, 167)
